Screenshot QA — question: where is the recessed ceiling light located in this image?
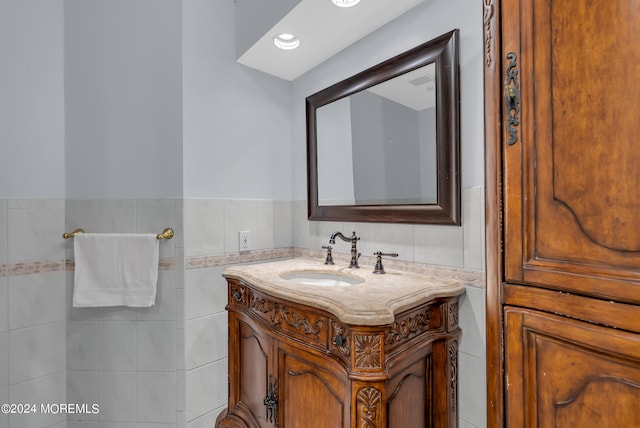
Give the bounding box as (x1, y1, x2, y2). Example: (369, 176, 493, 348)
(273, 33, 300, 50)
(331, 0, 360, 7)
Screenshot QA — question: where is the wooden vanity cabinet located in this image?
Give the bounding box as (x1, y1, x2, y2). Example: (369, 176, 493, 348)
(216, 278, 461, 428)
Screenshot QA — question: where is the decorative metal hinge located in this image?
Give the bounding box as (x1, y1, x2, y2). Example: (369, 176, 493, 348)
(264, 375, 278, 427)
(505, 52, 520, 145)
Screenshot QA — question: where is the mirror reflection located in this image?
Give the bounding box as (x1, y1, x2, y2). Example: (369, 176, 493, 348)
(317, 63, 437, 206)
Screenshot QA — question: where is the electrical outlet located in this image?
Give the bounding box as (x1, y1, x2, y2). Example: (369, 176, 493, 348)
(239, 230, 251, 252)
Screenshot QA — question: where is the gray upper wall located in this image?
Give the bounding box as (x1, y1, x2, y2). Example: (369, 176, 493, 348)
(64, 0, 183, 199)
(0, 0, 482, 201)
(0, 0, 65, 199)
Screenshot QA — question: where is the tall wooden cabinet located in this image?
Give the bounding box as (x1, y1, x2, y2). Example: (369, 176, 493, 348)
(484, 0, 640, 425)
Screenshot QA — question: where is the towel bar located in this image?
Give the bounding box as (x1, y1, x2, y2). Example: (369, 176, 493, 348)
(63, 228, 174, 240)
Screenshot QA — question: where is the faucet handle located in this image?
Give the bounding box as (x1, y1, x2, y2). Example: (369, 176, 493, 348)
(372, 251, 399, 274)
(322, 245, 334, 265)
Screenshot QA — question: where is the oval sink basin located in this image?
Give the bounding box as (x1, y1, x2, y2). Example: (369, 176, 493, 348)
(280, 272, 363, 287)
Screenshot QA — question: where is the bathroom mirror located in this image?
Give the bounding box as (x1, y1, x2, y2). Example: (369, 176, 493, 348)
(306, 29, 460, 225)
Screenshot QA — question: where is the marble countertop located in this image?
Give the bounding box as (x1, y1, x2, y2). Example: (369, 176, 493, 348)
(223, 258, 465, 325)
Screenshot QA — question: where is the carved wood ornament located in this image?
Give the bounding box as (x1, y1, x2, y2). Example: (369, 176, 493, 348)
(354, 335, 383, 369)
(250, 295, 324, 338)
(483, 0, 495, 68)
(357, 387, 382, 428)
(385, 308, 431, 345)
(448, 302, 459, 329)
(449, 339, 458, 412)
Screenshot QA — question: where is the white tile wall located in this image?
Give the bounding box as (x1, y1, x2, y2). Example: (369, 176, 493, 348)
(138, 271, 178, 321)
(8, 371, 66, 428)
(370, 223, 415, 262)
(176, 369, 185, 412)
(184, 267, 226, 320)
(182, 235, 228, 425)
(138, 423, 176, 428)
(1, 194, 485, 427)
(8, 271, 65, 329)
(138, 321, 177, 371)
(0, 387, 7, 428)
(0, 200, 68, 428)
(185, 410, 218, 428)
(459, 286, 486, 359)
(459, 351, 488, 428)
(0, 279, 7, 333)
(138, 372, 177, 423)
(98, 371, 137, 422)
(223, 201, 259, 254)
(459, 286, 487, 427)
(67, 321, 98, 370)
(185, 360, 227, 422)
(67, 370, 99, 421)
(0, 333, 7, 389)
(97, 321, 137, 371)
(175, 289, 185, 332)
(185, 313, 227, 371)
(463, 186, 485, 271)
(68, 422, 97, 428)
(414, 224, 464, 267)
(97, 305, 137, 322)
(9, 321, 66, 385)
(273, 200, 292, 249)
(184, 199, 224, 257)
(65, 198, 183, 428)
(97, 422, 136, 428)
(96, 200, 136, 234)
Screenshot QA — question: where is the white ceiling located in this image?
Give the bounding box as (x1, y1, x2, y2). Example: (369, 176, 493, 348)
(237, 0, 425, 81)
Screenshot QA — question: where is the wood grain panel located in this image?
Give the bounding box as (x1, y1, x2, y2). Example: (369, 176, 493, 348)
(280, 352, 346, 428)
(387, 359, 430, 428)
(239, 322, 271, 428)
(503, 0, 640, 299)
(505, 307, 640, 427)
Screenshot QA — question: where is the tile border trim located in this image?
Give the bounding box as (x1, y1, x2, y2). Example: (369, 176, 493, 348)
(1, 250, 483, 287)
(0, 258, 176, 277)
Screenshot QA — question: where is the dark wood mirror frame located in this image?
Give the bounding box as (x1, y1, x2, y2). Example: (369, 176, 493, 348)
(306, 29, 460, 225)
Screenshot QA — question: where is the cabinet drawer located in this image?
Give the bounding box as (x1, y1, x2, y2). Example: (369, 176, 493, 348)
(228, 279, 330, 351)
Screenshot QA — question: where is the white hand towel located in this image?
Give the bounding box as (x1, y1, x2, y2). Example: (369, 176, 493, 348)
(73, 233, 159, 307)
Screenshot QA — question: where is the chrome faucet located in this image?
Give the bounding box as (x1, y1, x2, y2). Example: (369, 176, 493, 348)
(329, 231, 360, 268)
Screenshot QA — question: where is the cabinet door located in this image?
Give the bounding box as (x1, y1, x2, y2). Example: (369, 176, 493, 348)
(234, 319, 275, 428)
(502, 0, 640, 302)
(278, 344, 349, 428)
(386, 354, 432, 428)
(504, 307, 640, 427)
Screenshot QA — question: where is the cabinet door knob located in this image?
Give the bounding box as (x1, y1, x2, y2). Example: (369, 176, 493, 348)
(333, 334, 346, 347)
